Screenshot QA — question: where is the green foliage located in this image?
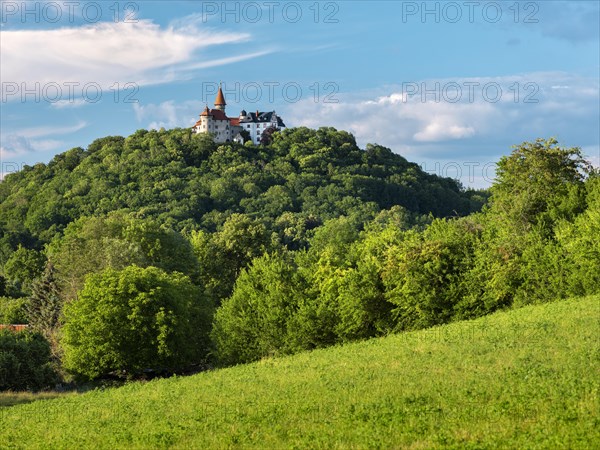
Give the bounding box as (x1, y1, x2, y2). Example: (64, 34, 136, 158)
(212, 253, 306, 365)
(190, 214, 276, 302)
(2, 129, 597, 386)
(0, 296, 30, 324)
(213, 139, 598, 365)
(457, 141, 596, 313)
(331, 221, 406, 341)
(490, 138, 590, 236)
(2, 246, 45, 295)
(555, 174, 600, 296)
(382, 218, 480, 331)
(0, 330, 58, 391)
(47, 212, 198, 300)
(61, 265, 212, 380)
(0, 126, 484, 320)
(26, 263, 63, 343)
(0, 127, 480, 255)
(213, 215, 409, 364)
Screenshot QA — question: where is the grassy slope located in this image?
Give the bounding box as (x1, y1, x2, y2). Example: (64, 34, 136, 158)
(1, 295, 599, 449)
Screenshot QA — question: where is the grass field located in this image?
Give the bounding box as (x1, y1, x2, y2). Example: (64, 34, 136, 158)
(1, 295, 599, 449)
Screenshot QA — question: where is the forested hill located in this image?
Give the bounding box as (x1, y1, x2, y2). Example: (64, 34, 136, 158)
(0, 126, 485, 252)
(0, 131, 597, 386)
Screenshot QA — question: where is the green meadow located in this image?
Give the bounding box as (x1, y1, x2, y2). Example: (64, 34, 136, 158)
(2, 295, 599, 449)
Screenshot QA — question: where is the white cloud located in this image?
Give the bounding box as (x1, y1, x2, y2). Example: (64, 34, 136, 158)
(0, 134, 34, 159)
(284, 72, 599, 160)
(50, 99, 88, 109)
(133, 101, 204, 130)
(181, 51, 275, 71)
(1, 135, 66, 160)
(29, 139, 64, 152)
(1, 121, 87, 161)
(414, 122, 475, 142)
(0, 19, 263, 100)
(16, 121, 88, 139)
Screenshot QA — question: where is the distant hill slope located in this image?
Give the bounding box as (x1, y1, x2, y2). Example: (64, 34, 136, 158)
(2, 295, 598, 449)
(0, 127, 486, 251)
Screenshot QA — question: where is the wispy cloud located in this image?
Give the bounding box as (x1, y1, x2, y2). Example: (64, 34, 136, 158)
(180, 51, 274, 71)
(133, 101, 203, 130)
(50, 99, 88, 109)
(0, 134, 34, 159)
(16, 121, 88, 139)
(1, 121, 88, 162)
(1, 19, 268, 99)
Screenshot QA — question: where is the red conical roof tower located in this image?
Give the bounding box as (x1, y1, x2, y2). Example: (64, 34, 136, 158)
(214, 84, 226, 111)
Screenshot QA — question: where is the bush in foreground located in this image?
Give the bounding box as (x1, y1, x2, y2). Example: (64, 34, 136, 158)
(61, 265, 212, 380)
(0, 330, 58, 391)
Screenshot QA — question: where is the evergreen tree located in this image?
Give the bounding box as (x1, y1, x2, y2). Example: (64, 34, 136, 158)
(26, 262, 63, 340)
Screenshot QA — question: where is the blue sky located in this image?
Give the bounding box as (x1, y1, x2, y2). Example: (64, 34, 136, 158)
(1, 0, 599, 188)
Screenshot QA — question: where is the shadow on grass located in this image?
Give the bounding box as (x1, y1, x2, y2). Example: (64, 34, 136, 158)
(0, 391, 74, 408)
(0, 378, 131, 408)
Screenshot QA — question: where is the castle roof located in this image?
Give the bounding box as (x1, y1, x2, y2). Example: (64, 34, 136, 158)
(215, 86, 226, 107)
(199, 107, 229, 121)
(239, 111, 285, 127)
(193, 88, 285, 132)
(210, 109, 229, 121)
(194, 108, 241, 128)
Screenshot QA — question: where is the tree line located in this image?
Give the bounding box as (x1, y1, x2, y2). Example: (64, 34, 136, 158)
(0, 129, 596, 388)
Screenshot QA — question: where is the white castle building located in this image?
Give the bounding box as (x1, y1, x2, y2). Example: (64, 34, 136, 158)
(192, 85, 285, 144)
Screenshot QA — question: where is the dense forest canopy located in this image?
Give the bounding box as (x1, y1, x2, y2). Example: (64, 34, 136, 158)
(2, 128, 596, 384)
(0, 126, 485, 272)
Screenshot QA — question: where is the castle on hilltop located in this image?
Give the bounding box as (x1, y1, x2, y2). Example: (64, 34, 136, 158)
(192, 85, 286, 144)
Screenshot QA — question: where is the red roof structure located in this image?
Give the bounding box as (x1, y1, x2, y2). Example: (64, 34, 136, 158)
(0, 324, 29, 332)
(215, 85, 226, 107)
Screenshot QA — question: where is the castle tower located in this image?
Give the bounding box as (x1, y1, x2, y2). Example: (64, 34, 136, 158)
(214, 84, 226, 112)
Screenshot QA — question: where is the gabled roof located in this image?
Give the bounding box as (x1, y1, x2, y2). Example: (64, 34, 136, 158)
(195, 109, 241, 128)
(210, 109, 229, 121)
(239, 111, 285, 127)
(199, 108, 230, 121)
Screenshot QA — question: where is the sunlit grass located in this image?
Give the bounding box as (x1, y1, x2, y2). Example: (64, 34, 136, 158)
(1, 295, 599, 449)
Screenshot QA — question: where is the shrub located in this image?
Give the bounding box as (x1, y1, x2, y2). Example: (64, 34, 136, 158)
(61, 265, 212, 380)
(0, 296, 29, 324)
(0, 330, 58, 391)
(212, 253, 307, 365)
(555, 190, 600, 297)
(331, 231, 398, 342)
(383, 218, 480, 330)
